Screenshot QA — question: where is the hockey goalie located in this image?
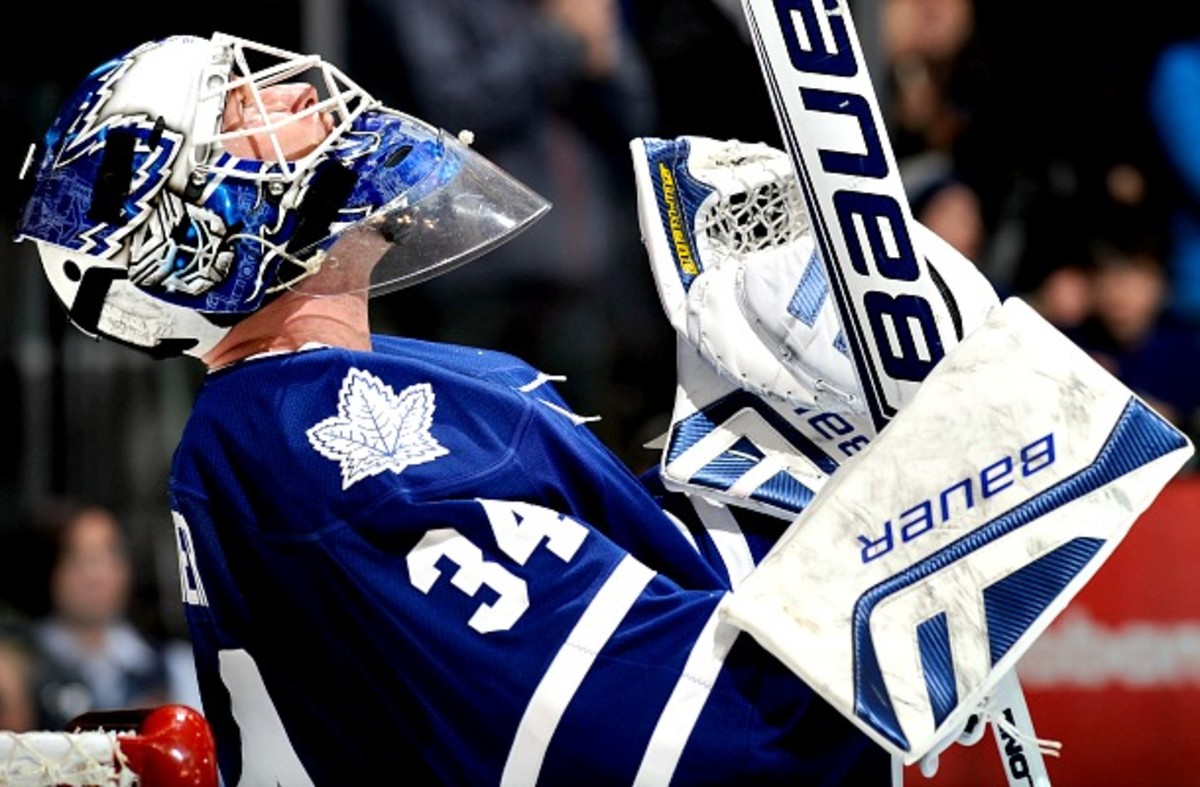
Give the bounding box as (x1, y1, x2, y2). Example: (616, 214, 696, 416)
(14, 29, 895, 787)
(11, 16, 1191, 787)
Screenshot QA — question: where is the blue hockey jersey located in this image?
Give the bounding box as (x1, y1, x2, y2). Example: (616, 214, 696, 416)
(168, 335, 887, 785)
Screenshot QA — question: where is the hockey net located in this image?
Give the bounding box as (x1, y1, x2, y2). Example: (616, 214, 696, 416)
(0, 705, 216, 787)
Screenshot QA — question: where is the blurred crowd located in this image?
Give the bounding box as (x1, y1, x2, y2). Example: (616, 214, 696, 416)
(0, 499, 200, 732)
(0, 0, 1198, 734)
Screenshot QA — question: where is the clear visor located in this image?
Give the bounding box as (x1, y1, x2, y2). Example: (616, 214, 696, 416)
(290, 130, 551, 298)
(197, 32, 550, 299)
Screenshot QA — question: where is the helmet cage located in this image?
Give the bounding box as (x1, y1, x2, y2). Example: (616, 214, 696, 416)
(192, 32, 373, 188)
(15, 32, 550, 358)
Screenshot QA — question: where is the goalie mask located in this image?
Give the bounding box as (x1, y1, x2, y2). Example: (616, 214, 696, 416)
(15, 32, 551, 359)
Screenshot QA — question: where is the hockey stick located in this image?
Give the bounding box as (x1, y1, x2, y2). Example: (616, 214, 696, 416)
(740, 0, 962, 432)
(735, 0, 1054, 781)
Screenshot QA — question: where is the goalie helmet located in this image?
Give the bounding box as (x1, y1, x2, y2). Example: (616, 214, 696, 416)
(15, 32, 550, 359)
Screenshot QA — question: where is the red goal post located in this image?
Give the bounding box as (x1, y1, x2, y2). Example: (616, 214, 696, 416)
(0, 704, 217, 787)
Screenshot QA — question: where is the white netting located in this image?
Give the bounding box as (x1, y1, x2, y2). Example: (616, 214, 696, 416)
(0, 730, 134, 787)
(693, 141, 809, 258)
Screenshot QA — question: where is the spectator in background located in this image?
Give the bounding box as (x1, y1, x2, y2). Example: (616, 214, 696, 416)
(1067, 223, 1200, 448)
(878, 0, 1014, 291)
(1025, 262, 1094, 335)
(345, 0, 671, 466)
(1148, 34, 1200, 326)
(882, 0, 978, 166)
(0, 611, 93, 732)
(910, 174, 988, 264)
(623, 0, 781, 145)
(0, 620, 37, 732)
(30, 500, 200, 715)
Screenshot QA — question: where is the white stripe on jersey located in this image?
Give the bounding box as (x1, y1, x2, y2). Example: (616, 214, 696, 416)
(500, 555, 656, 786)
(632, 601, 739, 786)
(662, 507, 701, 553)
(689, 496, 757, 586)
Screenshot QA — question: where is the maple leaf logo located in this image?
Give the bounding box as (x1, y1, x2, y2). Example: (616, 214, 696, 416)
(306, 368, 449, 489)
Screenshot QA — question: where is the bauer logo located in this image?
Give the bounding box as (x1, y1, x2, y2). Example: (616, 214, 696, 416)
(751, 0, 951, 431)
(858, 433, 1057, 564)
(656, 162, 700, 278)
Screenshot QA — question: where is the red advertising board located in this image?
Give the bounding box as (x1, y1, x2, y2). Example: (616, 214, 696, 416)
(909, 474, 1200, 786)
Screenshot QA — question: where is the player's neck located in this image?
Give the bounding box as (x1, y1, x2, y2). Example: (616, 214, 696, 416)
(202, 290, 371, 370)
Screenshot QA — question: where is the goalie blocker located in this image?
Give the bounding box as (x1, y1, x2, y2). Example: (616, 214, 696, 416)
(720, 296, 1194, 764)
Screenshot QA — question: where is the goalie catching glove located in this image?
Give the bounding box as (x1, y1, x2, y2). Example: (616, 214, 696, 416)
(632, 135, 860, 412)
(631, 135, 1000, 417)
(630, 135, 999, 522)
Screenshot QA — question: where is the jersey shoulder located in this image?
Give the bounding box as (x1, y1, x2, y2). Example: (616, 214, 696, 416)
(172, 338, 548, 524)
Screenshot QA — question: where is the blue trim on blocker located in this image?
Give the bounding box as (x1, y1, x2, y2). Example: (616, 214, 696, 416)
(916, 613, 957, 727)
(753, 470, 817, 512)
(728, 436, 765, 461)
(984, 538, 1103, 665)
(666, 391, 839, 475)
(690, 438, 763, 493)
(666, 391, 839, 515)
(851, 397, 1187, 752)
